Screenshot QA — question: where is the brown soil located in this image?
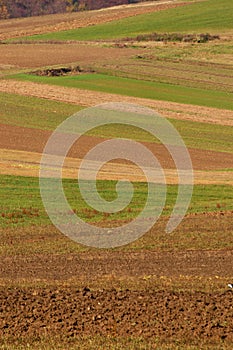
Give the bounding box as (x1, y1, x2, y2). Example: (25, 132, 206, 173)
(0, 1, 189, 40)
(0, 213, 233, 344)
(0, 79, 232, 126)
(1, 123, 233, 173)
(1, 286, 233, 343)
(0, 44, 139, 69)
(1, 247, 233, 281)
(1, 223, 233, 343)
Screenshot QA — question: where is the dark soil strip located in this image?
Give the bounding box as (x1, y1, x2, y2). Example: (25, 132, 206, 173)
(1, 123, 233, 170)
(1, 249, 233, 280)
(1, 287, 233, 341)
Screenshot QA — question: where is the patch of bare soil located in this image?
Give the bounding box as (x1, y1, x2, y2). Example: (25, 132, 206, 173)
(0, 211, 232, 344)
(1, 246, 233, 280)
(1, 123, 233, 173)
(0, 286, 233, 343)
(0, 1, 189, 40)
(0, 44, 138, 68)
(0, 79, 232, 126)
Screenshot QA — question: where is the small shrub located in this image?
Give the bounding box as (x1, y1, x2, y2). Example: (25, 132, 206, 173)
(122, 32, 220, 43)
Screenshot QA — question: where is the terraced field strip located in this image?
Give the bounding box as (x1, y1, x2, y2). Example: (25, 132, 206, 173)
(1, 123, 233, 171)
(0, 79, 233, 126)
(101, 57, 233, 93)
(9, 71, 233, 111)
(1, 248, 233, 280)
(1, 148, 232, 185)
(0, 148, 229, 185)
(1, 205, 233, 252)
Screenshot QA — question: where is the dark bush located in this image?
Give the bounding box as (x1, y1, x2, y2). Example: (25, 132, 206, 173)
(125, 32, 220, 43)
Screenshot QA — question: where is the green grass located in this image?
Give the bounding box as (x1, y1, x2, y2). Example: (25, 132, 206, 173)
(91, 119, 233, 154)
(18, 0, 233, 42)
(1, 91, 232, 154)
(9, 72, 233, 112)
(170, 119, 233, 153)
(0, 174, 232, 229)
(85, 121, 233, 154)
(0, 175, 166, 228)
(0, 92, 82, 130)
(0, 174, 232, 254)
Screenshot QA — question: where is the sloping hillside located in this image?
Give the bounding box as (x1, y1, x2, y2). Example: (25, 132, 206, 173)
(0, 0, 142, 19)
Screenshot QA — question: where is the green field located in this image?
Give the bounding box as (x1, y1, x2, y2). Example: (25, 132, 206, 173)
(0, 174, 232, 229)
(1, 92, 233, 154)
(0, 92, 81, 130)
(17, 0, 233, 42)
(99, 53, 233, 93)
(89, 118, 233, 153)
(0, 174, 233, 256)
(9, 72, 233, 112)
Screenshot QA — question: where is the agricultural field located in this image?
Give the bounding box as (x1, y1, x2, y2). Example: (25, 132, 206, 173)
(0, 0, 233, 348)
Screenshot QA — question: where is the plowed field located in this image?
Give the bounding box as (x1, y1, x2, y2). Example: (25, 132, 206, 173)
(1, 287, 233, 343)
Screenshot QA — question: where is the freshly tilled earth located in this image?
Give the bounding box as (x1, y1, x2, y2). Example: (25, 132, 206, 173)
(1, 287, 233, 341)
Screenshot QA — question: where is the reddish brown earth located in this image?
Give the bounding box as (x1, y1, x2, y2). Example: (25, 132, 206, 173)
(1, 224, 233, 343)
(1, 286, 233, 342)
(1, 248, 233, 280)
(0, 213, 233, 344)
(0, 44, 139, 69)
(0, 123, 233, 171)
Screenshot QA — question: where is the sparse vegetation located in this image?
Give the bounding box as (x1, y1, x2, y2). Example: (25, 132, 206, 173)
(31, 65, 96, 77)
